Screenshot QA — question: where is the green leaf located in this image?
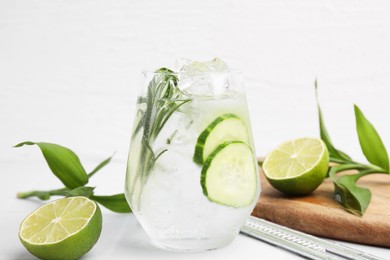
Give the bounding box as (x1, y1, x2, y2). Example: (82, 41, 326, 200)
(354, 105, 389, 171)
(67, 186, 95, 197)
(315, 80, 351, 161)
(88, 154, 114, 178)
(329, 165, 373, 216)
(15, 142, 89, 189)
(335, 173, 371, 216)
(91, 194, 132, 213)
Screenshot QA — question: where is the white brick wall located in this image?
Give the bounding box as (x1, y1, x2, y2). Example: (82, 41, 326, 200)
(1, 0, 389, 166)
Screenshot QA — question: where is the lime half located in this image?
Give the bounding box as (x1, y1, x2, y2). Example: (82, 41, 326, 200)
(19, 196, 102, 260)
(262, 137, 329, 195)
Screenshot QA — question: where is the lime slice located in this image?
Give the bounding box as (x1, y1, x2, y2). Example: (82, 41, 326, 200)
(201, 141, 258, 207)
(19, 196, 102, 260)
(262, 138, 329, 195)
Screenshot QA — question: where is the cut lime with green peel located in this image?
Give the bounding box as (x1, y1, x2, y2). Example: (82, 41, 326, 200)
(194, 113, 250, 164)
(262, 138, 329, 196)
(201, 141, 258, 207)
(19, 196, 102, 260)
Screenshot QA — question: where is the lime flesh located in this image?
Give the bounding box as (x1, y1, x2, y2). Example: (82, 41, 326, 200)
(19, 196, 102, 260)
(262, 138, 329, 195)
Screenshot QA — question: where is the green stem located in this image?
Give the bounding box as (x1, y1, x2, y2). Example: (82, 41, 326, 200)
(330, 157, 388, 174)
(355, 169, 378, 179)
(329, 157, 351, 164)
(330, 163, 363, 174)
(17, 187, 69, 200)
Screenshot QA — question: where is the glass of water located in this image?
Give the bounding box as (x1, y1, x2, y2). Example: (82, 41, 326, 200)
(125, 59, 260, 252)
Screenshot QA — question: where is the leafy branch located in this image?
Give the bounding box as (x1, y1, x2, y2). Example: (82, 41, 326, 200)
(15, 142, 131, 213)
(15, 68, 191, 214)
(315, 80, 389, 216)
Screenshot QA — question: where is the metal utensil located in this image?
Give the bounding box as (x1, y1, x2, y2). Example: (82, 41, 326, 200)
(240, 216, 384, 260)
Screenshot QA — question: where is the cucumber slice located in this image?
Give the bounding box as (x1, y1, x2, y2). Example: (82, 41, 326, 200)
(201, 141, 258, 207)
(193, 113, 250, 164)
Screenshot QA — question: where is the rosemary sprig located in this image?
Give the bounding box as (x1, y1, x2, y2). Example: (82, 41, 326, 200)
(138, 67, 190, 172)
(129, 68, 191, 203)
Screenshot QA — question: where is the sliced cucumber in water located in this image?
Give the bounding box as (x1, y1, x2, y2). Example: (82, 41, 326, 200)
(193, 113, 250, 164)
(201, 141, 257, 207)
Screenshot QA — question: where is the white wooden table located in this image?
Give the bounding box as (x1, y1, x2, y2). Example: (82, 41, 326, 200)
(1, 161, 389, 259)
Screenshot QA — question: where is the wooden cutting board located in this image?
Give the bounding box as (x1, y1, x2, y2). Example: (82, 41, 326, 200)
(252, 167, 390, 248)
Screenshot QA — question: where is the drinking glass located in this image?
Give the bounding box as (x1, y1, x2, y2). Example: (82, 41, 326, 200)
(125, 68, 260, 252)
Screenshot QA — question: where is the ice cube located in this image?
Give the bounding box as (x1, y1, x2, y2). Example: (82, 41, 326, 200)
(179, 74, 214, 97)
(178, 58, 231, 97)
(180, 57, 229, 73)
